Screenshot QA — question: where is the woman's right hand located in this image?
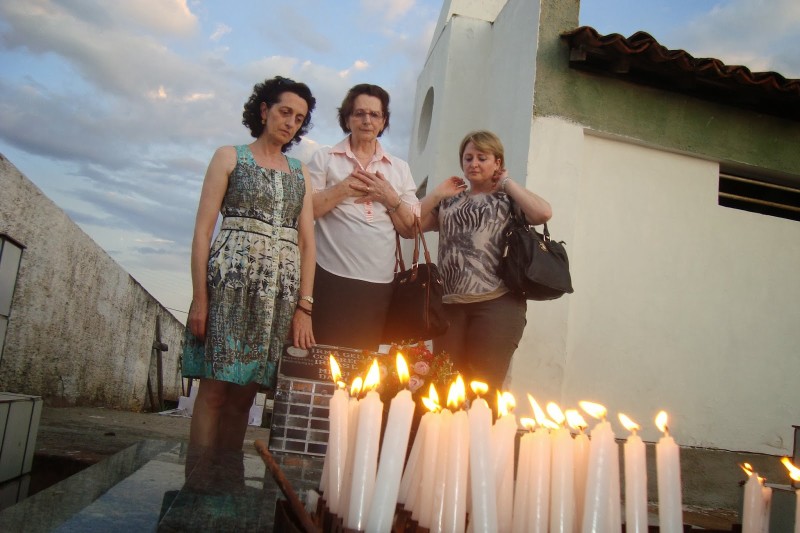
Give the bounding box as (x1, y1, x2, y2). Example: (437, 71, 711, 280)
(435, 176, 467, 198)
(187, 299, 208, 341)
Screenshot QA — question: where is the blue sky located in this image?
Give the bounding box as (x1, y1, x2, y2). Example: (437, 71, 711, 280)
(1, 0, 798, 322)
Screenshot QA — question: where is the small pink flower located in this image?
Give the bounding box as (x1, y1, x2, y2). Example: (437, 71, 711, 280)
(413, 361, 430, 376)
(408, 375, 425, 393)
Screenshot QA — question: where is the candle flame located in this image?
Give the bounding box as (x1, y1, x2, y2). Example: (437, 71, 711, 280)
(739, 463, 763, 483)
(546, 402, 565, 426)
(396, 353, 410, 386)
(781, 457, 800, 481)
(618, 413, 639, 433)
(565, 409, 588, 431)
(447, 376, 466, 409)
(497, 391, 515, 417)
(655, 410, 669, 434)
(363, 359, 381, 391)
(429, 383, 440, 406)
(520, 417, 536, 431)
(471, 381, 488, 397)
(422, 395, 440, 413)
(337, 381, 346, 390)
(329, 355, 343, 384)
(527, 394, 549, 426)
(543, 419, 559, 430)
(579, 401, 607, 420)
(350, 376, 363, 397)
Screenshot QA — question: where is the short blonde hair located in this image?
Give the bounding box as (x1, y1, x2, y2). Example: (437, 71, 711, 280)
(458, 130, 505, 169)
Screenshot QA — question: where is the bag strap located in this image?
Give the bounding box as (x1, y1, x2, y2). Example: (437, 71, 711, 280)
(393, 231, 406, 274)
(506, 195, 551, 241)
(415, 217, 434, 265)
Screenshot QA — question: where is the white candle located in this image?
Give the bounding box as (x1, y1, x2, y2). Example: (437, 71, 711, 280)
(413, 406, 441, 527)
(429, 408, 453, 532)
(580, 402, 617, 533)
(550, 425, 575, 533)
(345, 361, 384, 531)
(512, 422, 534, 533)
(741, 466, 764, 533)
(779, 458, 800, 533)
(398, 411, 430, 510)
(468, 383, 498, 533)
(655, 411, 682, 533)
(761, 483, 772, 533)
(443, 407, 470, 533)
(339, 380, 362, 521)
(529, 422, 552, 532)
(365, 380, 415, 533)
(566, 409, 590, 532)
(493, 392, 517, 533)
(326, 384, 350, 515)
(619, 414, 647, 533)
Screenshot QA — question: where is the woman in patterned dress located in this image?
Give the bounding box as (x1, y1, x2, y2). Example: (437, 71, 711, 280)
(184, 77, 316, 451)
(419, 130, 552, 394)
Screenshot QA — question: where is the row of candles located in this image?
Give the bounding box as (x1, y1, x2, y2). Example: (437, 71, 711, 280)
(318, 353, 800, 533)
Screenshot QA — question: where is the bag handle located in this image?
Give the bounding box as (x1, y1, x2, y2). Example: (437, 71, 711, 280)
(507, 196, 551, 241)
(392, 217, 433, 275)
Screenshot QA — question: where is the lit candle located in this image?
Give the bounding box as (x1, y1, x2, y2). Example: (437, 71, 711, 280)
(493, 391, 517, 533)
(619, 413, 647, 533)
(365, 354, 415, 533)
(547, 402, 575, 533)
(412, 385, 442, 528)
(779, 458, 800, 533)
(398, 408, 430, 511)
(429, 405, 453, 532)
(527, 394, 552, 532)
(761, 482, 772, 533)
(345, 360, 383, 531)
(579, 401, 619, 533)
(468, 381, 498, 533)
(567, 409, 590, 530)
(339, 376, 362, 522)
(741, 463, 764, 533)
(325, 356, 350, 516)
(443, 376, 470, 533)
(512, 418, 535, 533)
(655, 411, 682, 533)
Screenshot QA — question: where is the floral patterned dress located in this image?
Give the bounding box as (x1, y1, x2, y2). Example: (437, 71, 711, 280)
(182, 145, 305, 389)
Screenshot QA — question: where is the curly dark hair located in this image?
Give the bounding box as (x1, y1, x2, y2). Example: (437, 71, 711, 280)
(241, 76, 316, 152)
(337, 84, 390, 137)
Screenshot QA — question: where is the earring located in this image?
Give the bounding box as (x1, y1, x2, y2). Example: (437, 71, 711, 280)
(261, 118, 266, 125)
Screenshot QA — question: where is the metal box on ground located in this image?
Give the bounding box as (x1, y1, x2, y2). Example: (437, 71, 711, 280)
(0, 392, 42, 483)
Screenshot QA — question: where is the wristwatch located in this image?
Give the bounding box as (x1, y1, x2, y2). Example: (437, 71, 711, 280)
(299, 295, 314, 305)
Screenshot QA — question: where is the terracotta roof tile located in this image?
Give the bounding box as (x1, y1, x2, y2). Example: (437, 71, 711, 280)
(561, 26, 800, 121)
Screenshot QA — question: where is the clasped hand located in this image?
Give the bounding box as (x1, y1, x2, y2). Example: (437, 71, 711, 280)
(348, 169, 392, 205)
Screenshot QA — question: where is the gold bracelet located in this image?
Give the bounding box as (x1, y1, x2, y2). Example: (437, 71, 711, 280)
(386, 198, 403, 214)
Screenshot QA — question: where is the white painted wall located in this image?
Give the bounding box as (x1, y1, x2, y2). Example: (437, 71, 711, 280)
(512, 118, 800, 454)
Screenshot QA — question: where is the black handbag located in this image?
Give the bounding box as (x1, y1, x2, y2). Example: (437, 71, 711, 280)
(499, 199, 574, 300)
(383, 218, 449, 343)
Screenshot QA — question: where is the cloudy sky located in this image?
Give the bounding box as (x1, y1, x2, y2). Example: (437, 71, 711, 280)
(1, 0, 798, 323)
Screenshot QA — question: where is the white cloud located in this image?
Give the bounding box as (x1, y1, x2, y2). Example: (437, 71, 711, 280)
(210, 23, 231, 41)
(362, 0, 416, 20)
(672, 0, 800, 76)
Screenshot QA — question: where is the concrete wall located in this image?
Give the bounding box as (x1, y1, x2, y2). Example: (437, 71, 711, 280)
(408, 0, 800, 462)
(0, 154, 185, 410)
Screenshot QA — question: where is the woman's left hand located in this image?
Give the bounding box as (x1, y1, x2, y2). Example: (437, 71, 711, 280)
(291, 310, 315, 349)
(350, 169, 396, 206)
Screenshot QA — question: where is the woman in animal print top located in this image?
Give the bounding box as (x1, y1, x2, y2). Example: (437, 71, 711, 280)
(419, 130, 552, 394)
